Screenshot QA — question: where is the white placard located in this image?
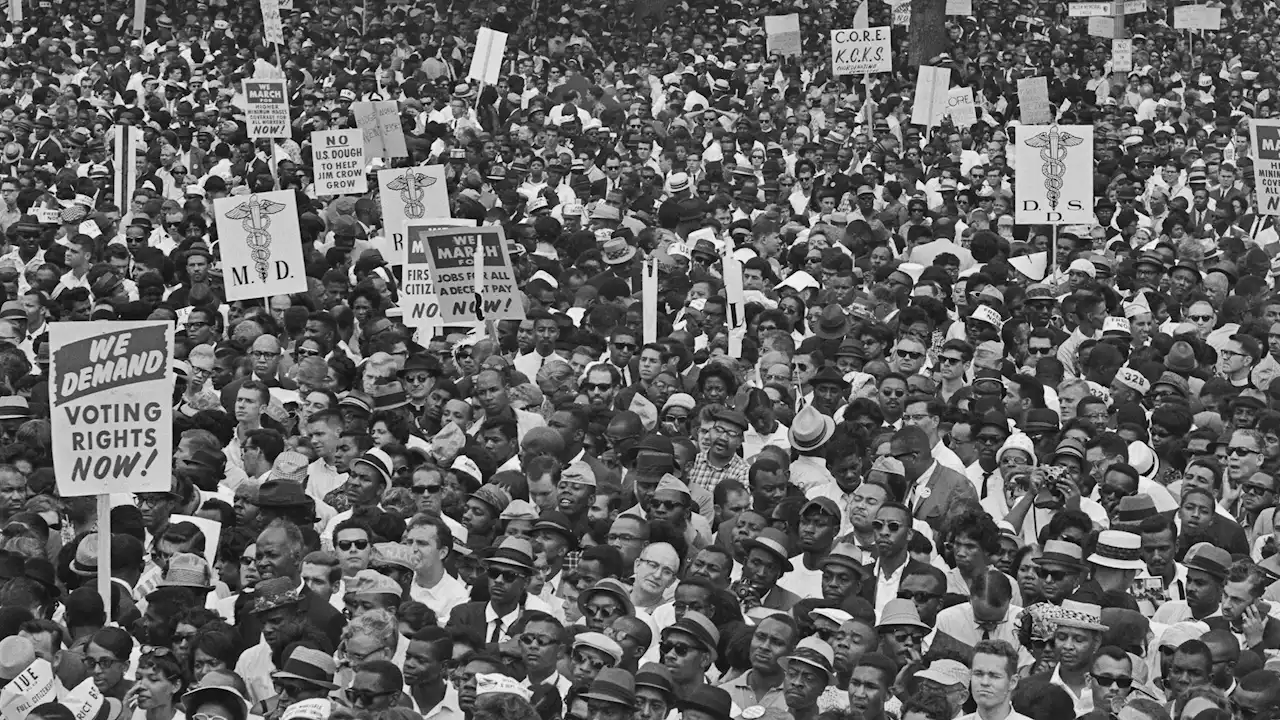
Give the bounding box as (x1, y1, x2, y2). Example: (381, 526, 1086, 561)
(311, 130, 368, 196)
(830, 27, 891, 75)
(260, 0, 283, 43)
(1014, 125, 1095, 224)
(1251, 119, 1280, 215)
(1174, 4, 1221, 28)
(892, 0, 911, 26)
(947, 87, 977, 127)
(1112, 39, 1133, 73)
(1068, 2, 1112, 15)
(911, 66, 951, 127)
(377, 166, 452, 264)
(764, 14, 802, 55)
(468, 27, 508, 85)
(213, 190, 307, 301)
(1018, 76, 1051, 124)
(0, 659, 54, 720)
(1122, 0, 1145, 12)
(242, 79, 290, 139)
(946, 0, 972, 14)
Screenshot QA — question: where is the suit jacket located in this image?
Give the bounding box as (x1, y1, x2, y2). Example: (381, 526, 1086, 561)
(1206, 613, 1280, 654)
(912, 463, 979, 531)
(236, 588, 346, 649)
(446, 600, 498, 642)
(859, 558, 933, 607)
(761, 585, 802, 612)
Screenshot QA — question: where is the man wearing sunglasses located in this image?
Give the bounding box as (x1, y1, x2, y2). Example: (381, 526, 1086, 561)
(446, 536, 553, 644)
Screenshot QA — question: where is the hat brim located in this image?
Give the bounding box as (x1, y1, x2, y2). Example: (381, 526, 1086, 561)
(815, 321, 851, 340)
(1054, 618, 1108, 632)
(1087, 554, 1146, 571)
(740, 539, 794, 573)
(780, 654, 833, 678)
(482, 556, 535, 572)
(790, 416, 835, 453)
(270, 670, 339, 691)
(603, 248, 637, 265)
(1034, 555, 1089, 571)
(578, 691, 635, 708)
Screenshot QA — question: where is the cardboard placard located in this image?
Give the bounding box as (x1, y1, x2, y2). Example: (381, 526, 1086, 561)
(1017, 76, 1051, 124)
(946, 0, 972, 14)
(1112, 39, 1133, 73)
(911, 65, 952, 127)
(1173, 4, 1221, 28)
(311, 130, 368, 196)
(213, 190, 307, 301)
(1251, 119, 1280, 215)
(260, 0, 283, 44)
(764, 14, 801, 56)
(376, 166, 452, 264)
(397, 220, 489, 326)
(50, 323, 173, 497)
(892, 0, 911, 25)
(242, 79, 290, 138)
(353, 101, 408, 159)
(830, 27, 891, 75)
(947, 86, 978, 127)
(1014, 125, 1095, 224)
(467, 27, 508, 85)
(1068, 2, 1112, 15)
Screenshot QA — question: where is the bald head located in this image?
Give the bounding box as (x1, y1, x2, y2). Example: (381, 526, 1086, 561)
(252, 333, 281, 353)
(609, 411, 644, 438)
(522, 426, 566, 461)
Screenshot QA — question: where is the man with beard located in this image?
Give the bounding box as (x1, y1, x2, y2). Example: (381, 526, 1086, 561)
(734, 527, 800, 612)
(720, 615, 798, 713)
(686, 408, 751, 492)
(447, 537, 554, 642)
(779, 498, 840, 599)
(1025, 600, 1106, 716)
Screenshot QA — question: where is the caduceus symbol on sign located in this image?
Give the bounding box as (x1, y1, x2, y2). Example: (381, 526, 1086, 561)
(386, 170, 439, 218)
(1025, 126, 1083, 211)
(223, 196, 288, 282)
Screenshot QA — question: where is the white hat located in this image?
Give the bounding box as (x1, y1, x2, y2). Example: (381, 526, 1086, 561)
(1088, 530, 1147, 571)
(776, 270, 820, 293)
(1115, 367, 1150, 396)
(1068, 258, 1097, 278)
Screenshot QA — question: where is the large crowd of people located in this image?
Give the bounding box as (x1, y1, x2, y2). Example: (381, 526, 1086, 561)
(0, 2, 1279, 720)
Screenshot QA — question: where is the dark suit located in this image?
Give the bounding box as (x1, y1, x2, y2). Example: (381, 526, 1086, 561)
(911, 463, 979, 531)
(236, 587, 346, 649)
(447, 599, 532, 643)
(859, 558, 933, 607)
(1206, 612, 1280, 654)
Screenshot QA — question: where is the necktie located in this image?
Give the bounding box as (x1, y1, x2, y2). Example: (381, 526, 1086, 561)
(981, 471, 994, 500)
(978, 623, 996, 640)
(490, 617, 503, 643)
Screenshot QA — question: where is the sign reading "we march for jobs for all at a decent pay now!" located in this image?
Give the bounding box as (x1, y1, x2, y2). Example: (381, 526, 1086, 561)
(400, 225, 524, 326)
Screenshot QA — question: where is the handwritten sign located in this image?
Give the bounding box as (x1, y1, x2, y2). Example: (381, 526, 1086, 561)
(892, 0, 911, 26)
(946, 0, 972, 14)
(1088, 15, 1122, 37)
(311, 130, 367, 195)
(1112, 39, 1133, 73)
(947, 87, 977, 127)
(830, 27, 891, 75)
(353, 101, 407, 159)
(260, 0, 283, 44)
(1018, 76, 1051, 124)
(242, 79, 290, 139)
(1174, 5, 1221, 28)
(403, 225, 525, 325)
(1122, 0, 1145, 12)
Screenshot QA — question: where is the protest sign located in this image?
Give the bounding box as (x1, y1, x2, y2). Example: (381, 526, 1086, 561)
(911, 66, 951, 127)
(892, 0, 911, 26)
(1015, 125, 1095, 224)
(1018, 76, 1051, 124)
(404, 226, 525, 325)
(1174, 5, 1221, 28)
(1122, 0, 1145, 11)
(6, 0, 20, 23)
(642, 258, 658, 344)
(468, 27, 508, 85)
(261, 0, 283, 44)
(242, 79, 290, 138)
(377, 166, 452, 264)
(132, 0, 143, 31)
(62, 680, 104, 720)
(946, 87, 977, 127)
(398, 219, 480, 326)
(214, 190, 307, 301)
(831, 28, 891, 75)
(1068, 2, 1111, 15)
(1088, 16, 1122, 37)
(50, 322, 172, 498)
(0, 659, 54, 720)
(764, 15, 801, 56)
(1251, 119, 1280, 215)
(353, 101, 408, 159)
(1112, 39, 1133, 73)
(946, 0, 972, 14)
(311, 130, 367, 195)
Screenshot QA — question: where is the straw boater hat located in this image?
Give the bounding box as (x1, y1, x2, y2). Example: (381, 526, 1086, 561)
(1087, 530, 1146, 571)
(1054, 600, 1108, 632)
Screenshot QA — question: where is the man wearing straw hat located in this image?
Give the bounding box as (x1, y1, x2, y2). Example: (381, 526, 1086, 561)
(1026, 599, 1108, 717)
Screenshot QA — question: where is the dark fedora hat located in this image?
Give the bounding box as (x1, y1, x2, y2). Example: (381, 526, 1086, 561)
(579, 668, 637, 708)
(255, 479, 313, 508)
(681, 685, 732, 720)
